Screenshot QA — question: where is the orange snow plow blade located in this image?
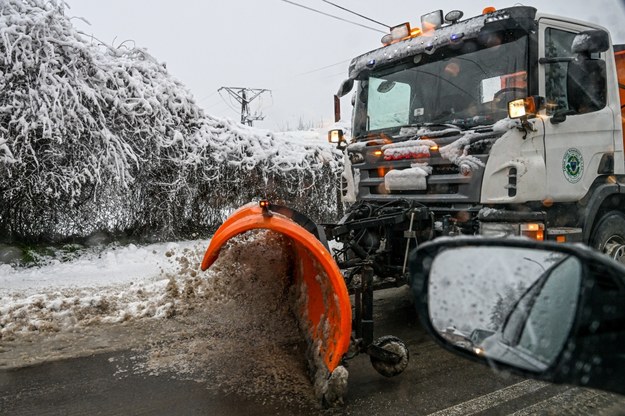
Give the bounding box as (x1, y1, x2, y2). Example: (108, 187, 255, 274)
(201, 202, 351, 374)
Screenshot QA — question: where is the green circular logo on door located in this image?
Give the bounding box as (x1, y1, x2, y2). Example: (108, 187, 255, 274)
(562, 148, 584, 183)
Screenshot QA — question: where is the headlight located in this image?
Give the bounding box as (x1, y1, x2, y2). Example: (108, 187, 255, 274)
(480, 222, 519, 237)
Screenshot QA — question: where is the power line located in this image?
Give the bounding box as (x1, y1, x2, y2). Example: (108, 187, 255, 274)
(197, 90, 219, 103)
(218, 89, 241, 114)
(204, 100, 229, 110)
(320, 0, 390, 28)
(279, 0, 386, 34)
(295, 59, 351, 76)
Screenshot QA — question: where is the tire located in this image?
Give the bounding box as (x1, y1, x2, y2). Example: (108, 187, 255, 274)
(370, 335, 409, 377)
(590, 210, 625, 265)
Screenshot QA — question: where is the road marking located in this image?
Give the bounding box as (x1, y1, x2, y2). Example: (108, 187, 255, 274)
(508, 387, 604, 415)
(426, 379, 549, 416)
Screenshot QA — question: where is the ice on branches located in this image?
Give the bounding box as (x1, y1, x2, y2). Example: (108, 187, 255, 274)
(0, 0, 343, 242)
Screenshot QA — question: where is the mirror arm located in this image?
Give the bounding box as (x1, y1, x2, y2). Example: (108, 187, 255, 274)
(551, 110, 575, 125)
(539, 57, 574, 64)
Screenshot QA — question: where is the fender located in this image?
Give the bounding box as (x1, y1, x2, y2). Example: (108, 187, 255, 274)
(580, 181, 625, 243)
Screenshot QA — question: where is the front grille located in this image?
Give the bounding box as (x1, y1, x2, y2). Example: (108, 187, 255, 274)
(386, 184, 459, 195)
(432, 165, 460, 175)
(356, 156, 486, 202)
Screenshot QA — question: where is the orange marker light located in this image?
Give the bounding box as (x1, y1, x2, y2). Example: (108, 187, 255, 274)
(526, 223, 540, 232)
(430, 145, 439, 152)
(556, 235, 567, 243)
(483, 6, 497, 14)
(373, 150, 383, 156)
(521, 223, 545, 241)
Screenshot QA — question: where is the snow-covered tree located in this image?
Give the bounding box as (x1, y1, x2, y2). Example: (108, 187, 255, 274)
(0, 0, 342, 242)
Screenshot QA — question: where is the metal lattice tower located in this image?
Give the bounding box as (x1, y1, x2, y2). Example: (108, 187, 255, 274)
(218, 87, 271, 126)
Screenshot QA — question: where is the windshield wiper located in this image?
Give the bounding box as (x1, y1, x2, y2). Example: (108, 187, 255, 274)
(398, 122, 464, 134)
(419, 122, 464, 130)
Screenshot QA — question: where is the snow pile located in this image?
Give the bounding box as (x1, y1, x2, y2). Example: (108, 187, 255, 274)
(571, 32, 591, 53)
(126, 231, 325, 407)
(0, 232, 331, 408)
(0, 0, 342, 243)
(439, 134, 486, 176)
(0, 240, 205, 338)
(384, 163, 432, 191)
(382, 138, 437, 161)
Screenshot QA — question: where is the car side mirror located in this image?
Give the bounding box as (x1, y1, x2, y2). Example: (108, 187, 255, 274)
(409, 238, 625, 396)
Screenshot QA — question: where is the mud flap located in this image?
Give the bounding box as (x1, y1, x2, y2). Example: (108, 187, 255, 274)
(201, 202, 351, 397)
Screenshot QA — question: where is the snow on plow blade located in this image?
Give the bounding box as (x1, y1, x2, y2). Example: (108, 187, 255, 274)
(201, 202, 351, 376)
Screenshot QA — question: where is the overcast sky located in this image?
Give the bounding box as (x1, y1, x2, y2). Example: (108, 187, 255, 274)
(66, 1, 625, 131)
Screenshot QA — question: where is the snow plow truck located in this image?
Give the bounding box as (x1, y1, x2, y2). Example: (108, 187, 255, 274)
(201, 5, 625, 401)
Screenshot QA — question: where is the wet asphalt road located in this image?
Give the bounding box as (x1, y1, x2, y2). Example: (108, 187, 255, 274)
(1, 287, 624, 416)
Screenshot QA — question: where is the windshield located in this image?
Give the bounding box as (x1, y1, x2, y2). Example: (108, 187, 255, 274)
(353, 30, 529, 137)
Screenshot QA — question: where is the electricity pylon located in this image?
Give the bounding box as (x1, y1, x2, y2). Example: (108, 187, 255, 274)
(218, 87, 271, 126)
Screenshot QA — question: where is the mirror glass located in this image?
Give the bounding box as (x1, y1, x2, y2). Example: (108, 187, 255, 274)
(428, 246, 582, 372)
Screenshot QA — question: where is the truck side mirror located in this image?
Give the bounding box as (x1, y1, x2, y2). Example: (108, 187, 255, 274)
(337, 78, 354, 98)
(564, 30, 609, 115)
(572, 30, 610, 55)
(567, 55, 607, 114)
(334, 95, 341, 123)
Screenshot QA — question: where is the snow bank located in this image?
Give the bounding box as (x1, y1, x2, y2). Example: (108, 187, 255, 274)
(0, 232, 324, 406)
(0, 240, 204, 336)
(0, 0, 342, 242)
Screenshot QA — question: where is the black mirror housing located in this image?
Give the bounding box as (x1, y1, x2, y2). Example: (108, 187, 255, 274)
(572, 30, 610, 55)
(567, 56, 607, 114)
(409, 238, 625, 396)
(336, 78, 354, 98)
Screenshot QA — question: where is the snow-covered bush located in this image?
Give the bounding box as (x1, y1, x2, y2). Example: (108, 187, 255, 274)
(0, 0, 342, 242)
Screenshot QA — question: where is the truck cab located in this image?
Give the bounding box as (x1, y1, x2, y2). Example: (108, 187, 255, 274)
(329, 6, 625, 277)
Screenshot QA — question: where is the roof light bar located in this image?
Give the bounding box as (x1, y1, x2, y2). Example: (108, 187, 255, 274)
(445, 10, 464, 23)
(421, 10, 443, 32)
(485, 12, 511, 23)
(382, 22, 411, 45)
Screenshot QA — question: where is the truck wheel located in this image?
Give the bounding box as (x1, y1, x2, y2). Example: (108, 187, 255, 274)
(370, 335, 409, 377)
(590, 211, 625, 265)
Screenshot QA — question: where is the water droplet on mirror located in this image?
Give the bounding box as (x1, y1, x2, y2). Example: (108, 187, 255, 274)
(589, 321, 600, 332)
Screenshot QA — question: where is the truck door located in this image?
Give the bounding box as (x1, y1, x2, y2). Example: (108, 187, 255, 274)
(538, 18, 615, 203)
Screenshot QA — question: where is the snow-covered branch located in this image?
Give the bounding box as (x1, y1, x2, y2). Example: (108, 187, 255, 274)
(0, 0, 342, 242)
